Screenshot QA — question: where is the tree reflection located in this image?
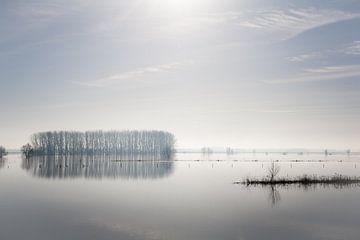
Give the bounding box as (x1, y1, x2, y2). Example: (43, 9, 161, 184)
(21, 154, 174, 180)
(255, 182, 360, 207)
(268, 186, 281, 207)
(0, 158, 6, 169)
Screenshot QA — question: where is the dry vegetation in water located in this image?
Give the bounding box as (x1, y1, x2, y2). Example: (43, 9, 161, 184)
(235, 163, 360, 187)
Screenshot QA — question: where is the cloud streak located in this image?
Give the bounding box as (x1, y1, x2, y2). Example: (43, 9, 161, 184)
(236, 8, 360, 40)
(286, 52, 323, 62)
(345, 41, 360, 55)
(74, 62, 187, 87)
(286, 39, 360, 63)
(265, 64, 360, 84)
(76, 7, 360, 44)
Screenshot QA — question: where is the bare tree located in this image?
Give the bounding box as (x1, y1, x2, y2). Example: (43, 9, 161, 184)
(346, 149, 351, 156)
(201, 147, 213, 154)
(0, 146, 7, 158)
(226, 147, 234, 155)
(21, 143, 34, 158)
(268, 162, 281, 182)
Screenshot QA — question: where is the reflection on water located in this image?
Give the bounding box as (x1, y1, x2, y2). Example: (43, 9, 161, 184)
(0, 158, 5, 169)
(21, 154, 174, 180)
(268, 186, 281, 206)
(1, 153, 360, 240)
(249, 182, 360, 207)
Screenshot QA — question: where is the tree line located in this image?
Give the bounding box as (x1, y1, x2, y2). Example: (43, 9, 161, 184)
(26, 130, 175, 157)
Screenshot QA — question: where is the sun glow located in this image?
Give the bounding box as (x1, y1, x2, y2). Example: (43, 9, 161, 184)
(162, 0, 197, 8)
(151, 0, 209, 13)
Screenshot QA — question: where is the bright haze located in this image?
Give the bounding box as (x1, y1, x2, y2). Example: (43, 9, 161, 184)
(1, 0, 360, 149)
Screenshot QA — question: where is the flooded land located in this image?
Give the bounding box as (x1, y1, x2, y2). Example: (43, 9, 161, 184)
(1, 152, 360, 240)
(2, 0, 360, 239)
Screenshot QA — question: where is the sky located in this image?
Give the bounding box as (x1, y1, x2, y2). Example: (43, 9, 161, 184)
(0, 0, 360, 149)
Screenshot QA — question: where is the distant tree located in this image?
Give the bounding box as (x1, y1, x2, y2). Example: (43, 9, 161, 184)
(0, 146, 7, 158)
(268, 162, 281, 182)
(226, 147, 234, 155)
(346, 149, 351, 156)
(21, 143, 34, 158)
(201, 147, 213, 154)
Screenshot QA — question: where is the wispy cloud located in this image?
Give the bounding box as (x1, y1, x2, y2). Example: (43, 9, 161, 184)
(286, 52, 323, 62)
(237, 8, 360, 40)
(265, 64, 360, 84)
(157, 8, 360, 44)
(89, 7, 360, 44)
(345, 41, 360, 55)
(74, 62, 188, 87)
(5, 3, 359, 50)
(286, 40, 360, 63)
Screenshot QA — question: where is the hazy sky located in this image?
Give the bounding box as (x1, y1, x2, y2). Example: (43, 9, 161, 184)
(1, 0, 360, 149)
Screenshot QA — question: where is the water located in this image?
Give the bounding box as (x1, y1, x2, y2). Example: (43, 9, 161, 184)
(1, 153, 360, 240)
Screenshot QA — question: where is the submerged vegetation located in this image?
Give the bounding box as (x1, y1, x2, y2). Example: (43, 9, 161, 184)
(235, 163, 360, 187)
(238, 174, 360, 186)
(25, 130, 175, 157)
(0, 146, 7, 158)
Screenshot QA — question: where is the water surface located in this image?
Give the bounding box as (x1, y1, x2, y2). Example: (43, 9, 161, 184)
(0, 153, 359, 240)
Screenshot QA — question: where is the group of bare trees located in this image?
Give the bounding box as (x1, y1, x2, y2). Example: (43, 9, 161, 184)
(27, 130, 175, 157)
(0, 146, 7, 158)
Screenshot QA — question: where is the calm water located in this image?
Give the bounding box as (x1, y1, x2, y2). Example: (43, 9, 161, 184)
(1, 153, 360, 240)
